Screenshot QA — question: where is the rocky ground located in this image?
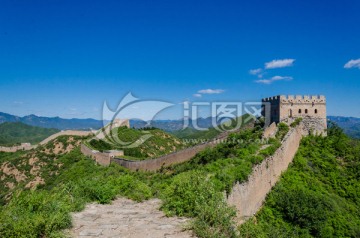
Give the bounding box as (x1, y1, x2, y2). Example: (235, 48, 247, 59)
(69, 198, 193, 238)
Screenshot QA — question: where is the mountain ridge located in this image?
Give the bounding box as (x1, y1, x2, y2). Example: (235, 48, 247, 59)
(1, 112, 360, 138)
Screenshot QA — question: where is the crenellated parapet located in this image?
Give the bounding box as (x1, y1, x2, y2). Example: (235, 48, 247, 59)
(261, 94, 327, 135)
(262, 95, 326, 103)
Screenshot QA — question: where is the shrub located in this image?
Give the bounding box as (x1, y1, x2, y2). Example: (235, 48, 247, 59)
(290, 118, 303, 127)
(161, 171, 237, 238)
(276, 123, 289, 140)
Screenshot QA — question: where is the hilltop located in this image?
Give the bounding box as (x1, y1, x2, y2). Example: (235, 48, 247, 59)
(0, 134, 89, 204)
(88, 127, 186, 160)
(0, 122, 59, 146)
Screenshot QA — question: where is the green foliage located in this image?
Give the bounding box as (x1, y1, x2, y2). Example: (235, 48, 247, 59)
(258, 139, 281, 158)
(0, 122, 59, 146)
(239, 124, 360, 237)
(171, 127, 221, 141)
(88, 139, 112, 152)
(328, 116, 360, 139)
(89, 127, 186, 159)
(171, 114, 255, 141)
(5, 118, 359, 238)
(0, 188, 74, 238)
(276, 122, 290, 140)
(161, 171, 237, 238)
(290, 117, 303, 127)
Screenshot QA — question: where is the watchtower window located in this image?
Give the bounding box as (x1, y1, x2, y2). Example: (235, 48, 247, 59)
(298, 109, 302, 114)
(315, 109, 318, 114)
(305, 109, 308, 114)
(289, 109, 292, 117)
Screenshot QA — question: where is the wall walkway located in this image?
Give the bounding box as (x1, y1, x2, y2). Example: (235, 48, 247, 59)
(227, 124, 305, 224)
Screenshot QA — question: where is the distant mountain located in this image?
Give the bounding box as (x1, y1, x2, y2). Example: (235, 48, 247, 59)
(130, 117, 218, 131)
(2, 111, 358, 138)
(0, 122, 59, 146)
(328, 116, 360, 139)
(0, 112, 104, 130)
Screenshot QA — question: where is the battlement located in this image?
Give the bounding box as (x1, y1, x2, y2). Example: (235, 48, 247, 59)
(262, 95, 326, 103)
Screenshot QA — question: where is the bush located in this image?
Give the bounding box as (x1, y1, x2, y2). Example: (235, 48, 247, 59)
(161, 171, 237, 238)
(276, 123, 289, 140)
(290, 118, 303, 127)
(0, 188, 74, 238)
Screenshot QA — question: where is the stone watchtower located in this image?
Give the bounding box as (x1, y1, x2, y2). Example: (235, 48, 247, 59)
(262, 95, 327, 134)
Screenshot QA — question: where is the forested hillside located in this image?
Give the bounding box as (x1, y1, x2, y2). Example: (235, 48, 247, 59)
(328, 116, 360, 139)
(0, 121, 359, 237)
(0, 122, 59, 146)
(240, 123, 360, 237)
(87, 127, 186, 159)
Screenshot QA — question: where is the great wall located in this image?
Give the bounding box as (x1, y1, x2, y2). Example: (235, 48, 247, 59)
(0, 130, 92, 152)
(81, 123, 253, 170)
(77, 94, 327, 227)
(1, 95, 327, 234)
(227, 123, 305, 223)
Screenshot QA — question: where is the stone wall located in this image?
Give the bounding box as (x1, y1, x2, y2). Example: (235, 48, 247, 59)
(227, 124, 305, 224)
(112, 141, 217, 171)
(111, 122, 255, 171)
(80, 122, 254, 171)
(0, 130, 93, 153)
(38, 130, 92, 145)
(262, 122, 277, 139)
(262, 95, 327, 133)
(80, 144, 111, 166)
(0, 143, 36, 152)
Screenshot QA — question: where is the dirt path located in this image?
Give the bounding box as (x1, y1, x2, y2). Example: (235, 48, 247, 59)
(69, 198, 193, 238)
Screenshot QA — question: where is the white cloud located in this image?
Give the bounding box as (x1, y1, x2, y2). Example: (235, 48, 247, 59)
(249, 68, 262, 75)
(255, 75, 293, 84)
(193, 93, 202, 98)
(344, 58, 360, 69)
(197, 89, 225, 94)
(265, 59, 295, 69)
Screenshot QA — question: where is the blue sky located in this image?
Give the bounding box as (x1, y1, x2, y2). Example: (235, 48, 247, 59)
(0, 0, 360, 119)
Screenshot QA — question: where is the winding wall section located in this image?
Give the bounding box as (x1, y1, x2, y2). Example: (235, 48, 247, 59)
(227, 124, 305, 223)
(0, 130, 92, 152)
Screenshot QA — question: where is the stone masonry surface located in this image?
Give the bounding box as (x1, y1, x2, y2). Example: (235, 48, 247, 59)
(83, 122, 254, 171)
(69, 198, 192, 238)
(227, 124, 305, 224)
(262, 95, 326, 134)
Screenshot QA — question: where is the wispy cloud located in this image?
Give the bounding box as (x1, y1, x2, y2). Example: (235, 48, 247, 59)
(255, 75, 293, 84)
(344, 59, 360, 69)
(197, 89, 225, 94)
(13, 101, 24, 105)
(193, 93, 202, 98)
(265, 59, 295, 69)
(249, 68, 262, 75)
